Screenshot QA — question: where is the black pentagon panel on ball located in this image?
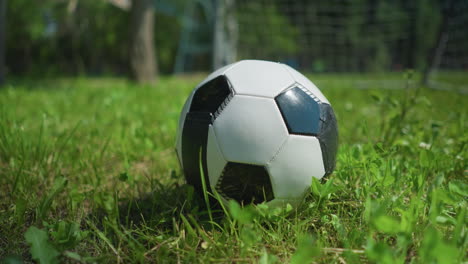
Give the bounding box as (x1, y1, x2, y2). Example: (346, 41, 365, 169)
(275, 87, 321, 135)
(181, 112, 213, 195)
(181, 75, 234, 197)
(190, 75, 233, 114)
(318, 103, 339, 176)
(216, 163, 274, 204)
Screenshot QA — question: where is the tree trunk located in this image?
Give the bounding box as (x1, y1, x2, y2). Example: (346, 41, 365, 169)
(129, 0, 157, 84)
(0, 0, 6, 86)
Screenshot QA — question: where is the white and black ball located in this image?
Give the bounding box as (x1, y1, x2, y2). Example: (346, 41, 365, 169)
(175, 60, 338, 207)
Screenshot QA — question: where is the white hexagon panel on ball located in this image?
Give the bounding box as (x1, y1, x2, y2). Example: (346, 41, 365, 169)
(225, 60, 295, 98)
(267, 135, 326, 200)
(212, 95, 289, 165)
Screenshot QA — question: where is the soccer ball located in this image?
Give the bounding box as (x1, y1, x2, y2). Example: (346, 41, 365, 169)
(175, 60, 338, 207)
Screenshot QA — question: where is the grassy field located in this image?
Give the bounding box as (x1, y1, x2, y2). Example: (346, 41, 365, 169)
(0, 73, 466, 263)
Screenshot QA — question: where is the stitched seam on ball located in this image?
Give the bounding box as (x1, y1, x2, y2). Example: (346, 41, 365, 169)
(215, 167, 230, 201)
(213, 92, 234, 119)
(277, 83, 298, 95)
(267, 136, 289, 166)
(298, 86, 322, 104)
(208, 125, 230, 197)
(282, 64, 324, 105)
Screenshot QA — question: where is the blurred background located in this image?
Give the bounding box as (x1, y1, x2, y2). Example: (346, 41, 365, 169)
(1, 1, 467, 261)
(0, 0, 467, 89)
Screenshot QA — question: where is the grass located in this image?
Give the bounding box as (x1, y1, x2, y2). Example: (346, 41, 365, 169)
(0, 73, 466, 263)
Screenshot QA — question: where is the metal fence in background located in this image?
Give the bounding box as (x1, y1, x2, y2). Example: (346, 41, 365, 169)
(177, 0, 467, 91)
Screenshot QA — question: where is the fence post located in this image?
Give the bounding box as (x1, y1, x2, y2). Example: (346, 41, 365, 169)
(212, 0, 237, 70)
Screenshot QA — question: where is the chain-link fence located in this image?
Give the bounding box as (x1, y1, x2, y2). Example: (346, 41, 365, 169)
(179, 0, 467, 91)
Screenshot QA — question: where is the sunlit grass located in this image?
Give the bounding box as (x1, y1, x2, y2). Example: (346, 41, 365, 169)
(0, 73, 466, 263)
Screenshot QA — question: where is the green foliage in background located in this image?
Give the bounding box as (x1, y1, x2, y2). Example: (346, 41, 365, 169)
(7, 0, 127, 75)
(291, 0, 442, 72)
(0, 73, 466, 263)
(237, 1, 299, 60)
(5, 0, 448, 75)
(6, 0, 181, 76)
